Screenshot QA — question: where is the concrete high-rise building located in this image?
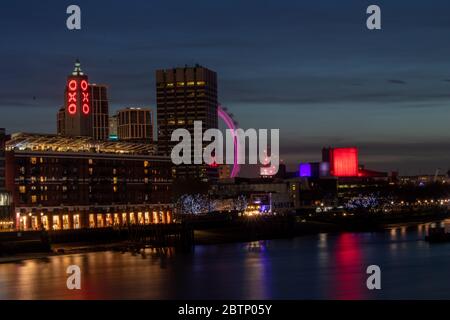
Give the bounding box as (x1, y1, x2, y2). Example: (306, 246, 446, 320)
(57, 107, 65, 135)
(156, 65, 218, 182)
(64, 60, 92, 137)
(116, 108, 153, 142)
(90, 84, 109, 141)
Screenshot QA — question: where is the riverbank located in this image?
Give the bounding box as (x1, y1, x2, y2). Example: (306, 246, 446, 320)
(1, 210, 448, 263)
(194, 220, 337, 245)
(192, 209, 450, 245)
(193, 217, 447, 245)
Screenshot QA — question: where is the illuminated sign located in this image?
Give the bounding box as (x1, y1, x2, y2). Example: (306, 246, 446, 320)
(66, 77, 90, 116)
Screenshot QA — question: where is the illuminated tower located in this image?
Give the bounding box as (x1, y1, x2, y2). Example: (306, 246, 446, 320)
(64, 60, 92, 137)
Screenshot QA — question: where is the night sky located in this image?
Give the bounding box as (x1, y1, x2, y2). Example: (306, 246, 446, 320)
(1, 0, 450, 175)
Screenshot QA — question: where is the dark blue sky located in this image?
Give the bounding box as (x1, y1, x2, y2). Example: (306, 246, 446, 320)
(1, 0, 450, 174)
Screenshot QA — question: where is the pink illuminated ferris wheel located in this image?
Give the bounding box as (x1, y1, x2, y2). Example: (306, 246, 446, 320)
(217, 105, 240, 178)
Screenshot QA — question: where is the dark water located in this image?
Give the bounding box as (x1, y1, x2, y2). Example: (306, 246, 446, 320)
(1, 221, 450, 300)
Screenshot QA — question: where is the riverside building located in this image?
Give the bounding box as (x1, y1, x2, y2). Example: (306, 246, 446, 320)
(5, 133, 173, 230)
(0, 128, 12, 229)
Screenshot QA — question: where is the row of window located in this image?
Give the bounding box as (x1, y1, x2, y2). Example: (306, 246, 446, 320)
(18, 211, 171, 231)
(159, 81, 206, 88)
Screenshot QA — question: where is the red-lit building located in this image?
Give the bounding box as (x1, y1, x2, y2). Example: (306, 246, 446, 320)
(5, 133, 173, 231)
(323, 147, 359, 177)
(57, 61, 110, 141)
(63, 59, 92, 137)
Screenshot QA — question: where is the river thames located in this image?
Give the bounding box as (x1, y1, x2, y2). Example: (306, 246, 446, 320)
(1, 221, 450, 299)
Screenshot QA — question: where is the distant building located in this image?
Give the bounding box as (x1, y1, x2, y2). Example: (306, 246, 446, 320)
(57, 107, 65, 135)
(156, 65, 218, 182)
(109, 115, 118, 140)
(299, 162, 330, 178)
(0, 128, 12, 229)
(116, 108, 153, 142)
(399, 174, 449, 186)
(90, 84, 109, 141)
(211, 177, 298, 213)
(322, 147, 359, 177)
(5, 133, 173, 230)
(218, 165, 231, 180)
(260, 162, 287, 179)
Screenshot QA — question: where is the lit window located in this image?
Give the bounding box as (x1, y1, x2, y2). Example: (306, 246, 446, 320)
(89, 214, 95, 228)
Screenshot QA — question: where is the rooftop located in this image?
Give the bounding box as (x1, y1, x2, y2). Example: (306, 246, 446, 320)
(72, 59, 84, 76)
(6, 133, 157, 155)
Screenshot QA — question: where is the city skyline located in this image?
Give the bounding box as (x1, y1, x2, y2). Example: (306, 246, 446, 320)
(1, 1, 450, 174)
(2, 1, 450, 304)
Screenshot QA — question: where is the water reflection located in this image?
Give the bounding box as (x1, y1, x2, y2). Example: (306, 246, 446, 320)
(329, 233, 366, 299)
(244, 241, 271, 299)
(246, 240, 268, 253)
(1, 222, 450, 299)
(444, 219, 450, 232)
